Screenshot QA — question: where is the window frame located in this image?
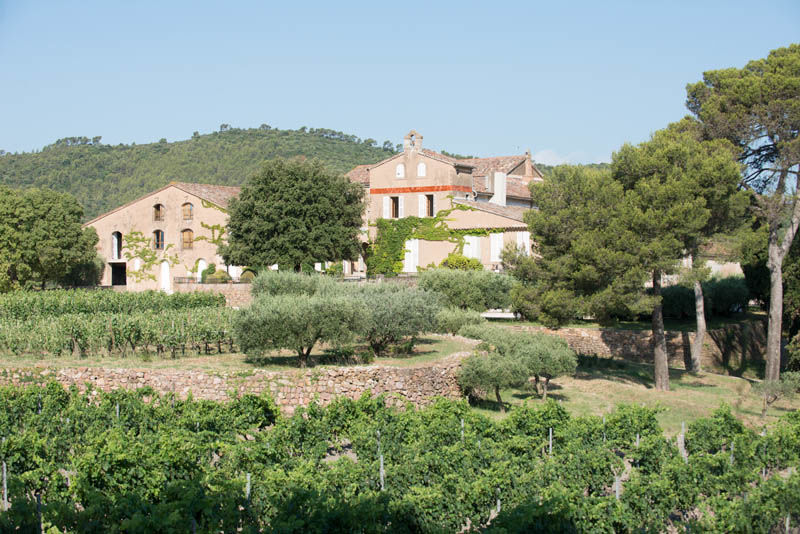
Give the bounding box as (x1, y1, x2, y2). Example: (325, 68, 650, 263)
(153, 204, 165, 222)
(182, 202, 194, 220)
(153, 230, 165, 250)
(426, 194, 434, 217)
(390, 196, 399, 218)
(181, 229, 193, 250)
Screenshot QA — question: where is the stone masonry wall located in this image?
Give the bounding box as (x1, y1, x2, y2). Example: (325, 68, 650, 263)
(0, 354, 466, 415)
(509, 320, 768, 373)
(173, 282, 253, 308)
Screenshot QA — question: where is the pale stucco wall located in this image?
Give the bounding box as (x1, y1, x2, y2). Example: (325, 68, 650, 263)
(87, 186, 231, 291)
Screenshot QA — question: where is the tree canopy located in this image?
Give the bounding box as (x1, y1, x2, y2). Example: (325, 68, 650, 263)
(0, 186, 99, 291)
(687, 43, 800, 381)
(220, 158, 365, 271)
(0, 126, 395, 220)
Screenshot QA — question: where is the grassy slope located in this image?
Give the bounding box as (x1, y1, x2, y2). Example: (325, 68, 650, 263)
(0, 127, 395, 220)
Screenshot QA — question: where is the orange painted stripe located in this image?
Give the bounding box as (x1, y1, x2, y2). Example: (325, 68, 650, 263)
(369, 185, 472, 194)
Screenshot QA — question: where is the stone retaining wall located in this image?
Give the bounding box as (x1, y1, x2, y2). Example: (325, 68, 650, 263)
(173, 282, 253, 308)
(0, 354, 466, 414)
(509, 320, 768, 373)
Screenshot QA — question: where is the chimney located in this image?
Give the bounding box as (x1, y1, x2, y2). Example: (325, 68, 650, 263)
(489, 172, 507, 207)
(403, 130, 422, 152)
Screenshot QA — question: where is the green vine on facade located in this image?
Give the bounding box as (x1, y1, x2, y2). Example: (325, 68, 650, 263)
(200, 199, 228, 213)
(122, 230, 180, 282)
(366, 204, 492, 275)
(195, 222, 227, 248)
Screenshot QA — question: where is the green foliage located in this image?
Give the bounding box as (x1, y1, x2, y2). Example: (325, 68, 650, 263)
(122, 230, 180, 283)
(661, 276, 748, 319)
(0, 186, 99, 290)
(234, 293, 367, 367)
(251, 270, 335, 297)
(434, 307, 485, 334)
(0, 288, 224, 320)
(0, 126, 396, 220)
(199, 262, 216, 283)
(366, 204, 489, 275)
(204, 269, 232, 284)
(418, 268, 513, 311)
(349, 284, 441, 356)
(0, 385, 798, 532)
(438, 253, 483, 270)
(221, 158, 365, 271)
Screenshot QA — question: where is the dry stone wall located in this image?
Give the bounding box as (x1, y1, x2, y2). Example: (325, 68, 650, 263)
(0, 354, 466, 415)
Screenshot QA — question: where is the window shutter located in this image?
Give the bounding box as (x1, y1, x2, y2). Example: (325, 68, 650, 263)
(398, 196, 405, 218)
(418, 194, 426, 216)
(383, 197, 390, 218)
(490, 233, 503, 263)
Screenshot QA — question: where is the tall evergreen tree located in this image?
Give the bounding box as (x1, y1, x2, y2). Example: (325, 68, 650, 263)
(220, 158, 365, 272)
(686, 43, 800, 382)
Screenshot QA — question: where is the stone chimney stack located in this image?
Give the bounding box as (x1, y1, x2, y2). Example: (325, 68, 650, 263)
(489, 171, 507, 207)
(403, 130, 423, 152)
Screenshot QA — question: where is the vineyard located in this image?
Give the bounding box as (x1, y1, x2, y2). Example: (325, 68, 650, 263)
(0, 290, 233, 358)
(0, 385, 797, 532)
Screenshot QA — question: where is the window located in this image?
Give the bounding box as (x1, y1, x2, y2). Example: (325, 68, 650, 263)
(153, 230, 165, 250)
(182, 202, 193, 220)
(426, 194, 434, 217)
(111, 231, 122, 260)
(153, 204, 165, 221)
(417, 162, 426, 177)
(391, 196, 399, 218)
(181, 229, 193, 249)
(396, 163, 405, 178)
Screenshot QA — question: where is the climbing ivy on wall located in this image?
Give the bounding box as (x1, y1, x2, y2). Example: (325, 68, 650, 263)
(122, 231, 180, 282)
(366, 204, 493, 275)
(195, 222, 227, 248)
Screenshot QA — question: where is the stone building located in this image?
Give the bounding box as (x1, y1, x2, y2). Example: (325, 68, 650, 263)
(85, 182, 241, 291)
(346, 130, 544, 273)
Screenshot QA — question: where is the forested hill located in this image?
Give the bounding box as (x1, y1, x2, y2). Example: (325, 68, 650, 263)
(0, 126, 397, 220)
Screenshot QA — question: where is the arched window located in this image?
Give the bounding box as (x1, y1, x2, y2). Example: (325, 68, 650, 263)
(153, 204, 165, 221)
(396, 163, 405, 178)
(111, 231, 122, 260)
(182, 202, 193, 220)
(153, 230, 165, 250)
(181, 229, 193, 250)
(417, 162, 426, 177)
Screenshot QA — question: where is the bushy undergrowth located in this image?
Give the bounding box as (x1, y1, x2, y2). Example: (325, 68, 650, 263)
(434, 307, 486, 334)
(0, 385, 797, 533)
(418, 269, 513, 311)
(661, 276, 749, 319)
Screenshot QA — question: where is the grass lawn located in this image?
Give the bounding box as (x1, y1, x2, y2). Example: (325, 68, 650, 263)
(469, 358, 799, 434)
(0, 335, 474, 373)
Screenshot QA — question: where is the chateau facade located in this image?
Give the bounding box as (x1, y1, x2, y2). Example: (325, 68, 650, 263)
(346, 130, 543, 273)
(85, 182, 241, 291)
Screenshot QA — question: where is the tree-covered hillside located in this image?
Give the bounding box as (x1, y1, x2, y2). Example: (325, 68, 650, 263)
(0, 125, 397, 220)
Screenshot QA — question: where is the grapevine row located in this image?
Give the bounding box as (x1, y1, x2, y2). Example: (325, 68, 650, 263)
(0, 289, 225, 320)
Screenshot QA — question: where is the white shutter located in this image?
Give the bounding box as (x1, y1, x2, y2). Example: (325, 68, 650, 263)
(418, 194, 426, 217)
(464, 235, 481, 260)
(403, 239, 419, 272)
(490, 233, 503, 263)
(398, 196, 405, 218)
(519, 231, 531, 255)
(314, 263, 322, 272)
(382, 196, 390, 218)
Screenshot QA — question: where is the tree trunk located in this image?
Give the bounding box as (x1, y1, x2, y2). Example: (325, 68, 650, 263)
(652, 270, 670, 391)
(765, 238, 784, 382)
(495, 386, 505, 412)
(691, 279, 706, 373)
(542, 377, 550, 400)
(298, 347, 309, 368)
(534, 375, 541, 396)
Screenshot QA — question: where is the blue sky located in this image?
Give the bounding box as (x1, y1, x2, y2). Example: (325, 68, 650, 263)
(1, 1, 797, 164)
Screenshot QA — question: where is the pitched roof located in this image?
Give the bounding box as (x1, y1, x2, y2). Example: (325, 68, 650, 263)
(420, 149, 475, 168)
(170, 182, 241, 209)
(452, 198, 528, 223)
(458, 155, 528, 177)
(84, 181, 241, 225)
(346, 164, 371, 186)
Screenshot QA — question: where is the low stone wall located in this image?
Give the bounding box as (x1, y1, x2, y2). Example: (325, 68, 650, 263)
(0, 354, 466, 414)
(509, 320, 768, 374)
(173, 282, 253, 308)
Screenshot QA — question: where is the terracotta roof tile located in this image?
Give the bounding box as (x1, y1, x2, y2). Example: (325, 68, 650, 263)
(459, 155, 527, 177)
(420, 149, 475, 167)
(452, 198, 528, 223)
(171, 182, 241, 209)
(346, 164, 371, 186)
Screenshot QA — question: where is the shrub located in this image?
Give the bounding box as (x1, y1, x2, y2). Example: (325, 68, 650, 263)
(537, 288, 580, 327)
(705, 276, 749, 316)
(510, 283, 540, 321)
(418, 269, 512, 311)
(200, 263, 216, 283)
(204, 269, 232, 284)
(439, 253, 483, 270)
(351, 284, 440, 356)
(238, 269, 256, 282)
(661, 284, 697, 319)
(251, 270, 335, 297)
(435, 307, 485, 334)
(233, 293, 367, 367)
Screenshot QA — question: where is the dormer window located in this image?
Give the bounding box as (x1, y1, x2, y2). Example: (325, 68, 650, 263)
(396, 163, 405, 178)
(182, 202, 193, 220)
(417, 162, 426, 177)
(153, 204, 165, 221)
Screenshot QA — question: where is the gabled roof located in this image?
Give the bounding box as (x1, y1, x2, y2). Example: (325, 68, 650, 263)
(452, 198, 528, 223)
(84, 181, 241, 226)
(420, 149, 476, 168)
(457, 155, 528, 177)
(346, 164, 371, 186)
